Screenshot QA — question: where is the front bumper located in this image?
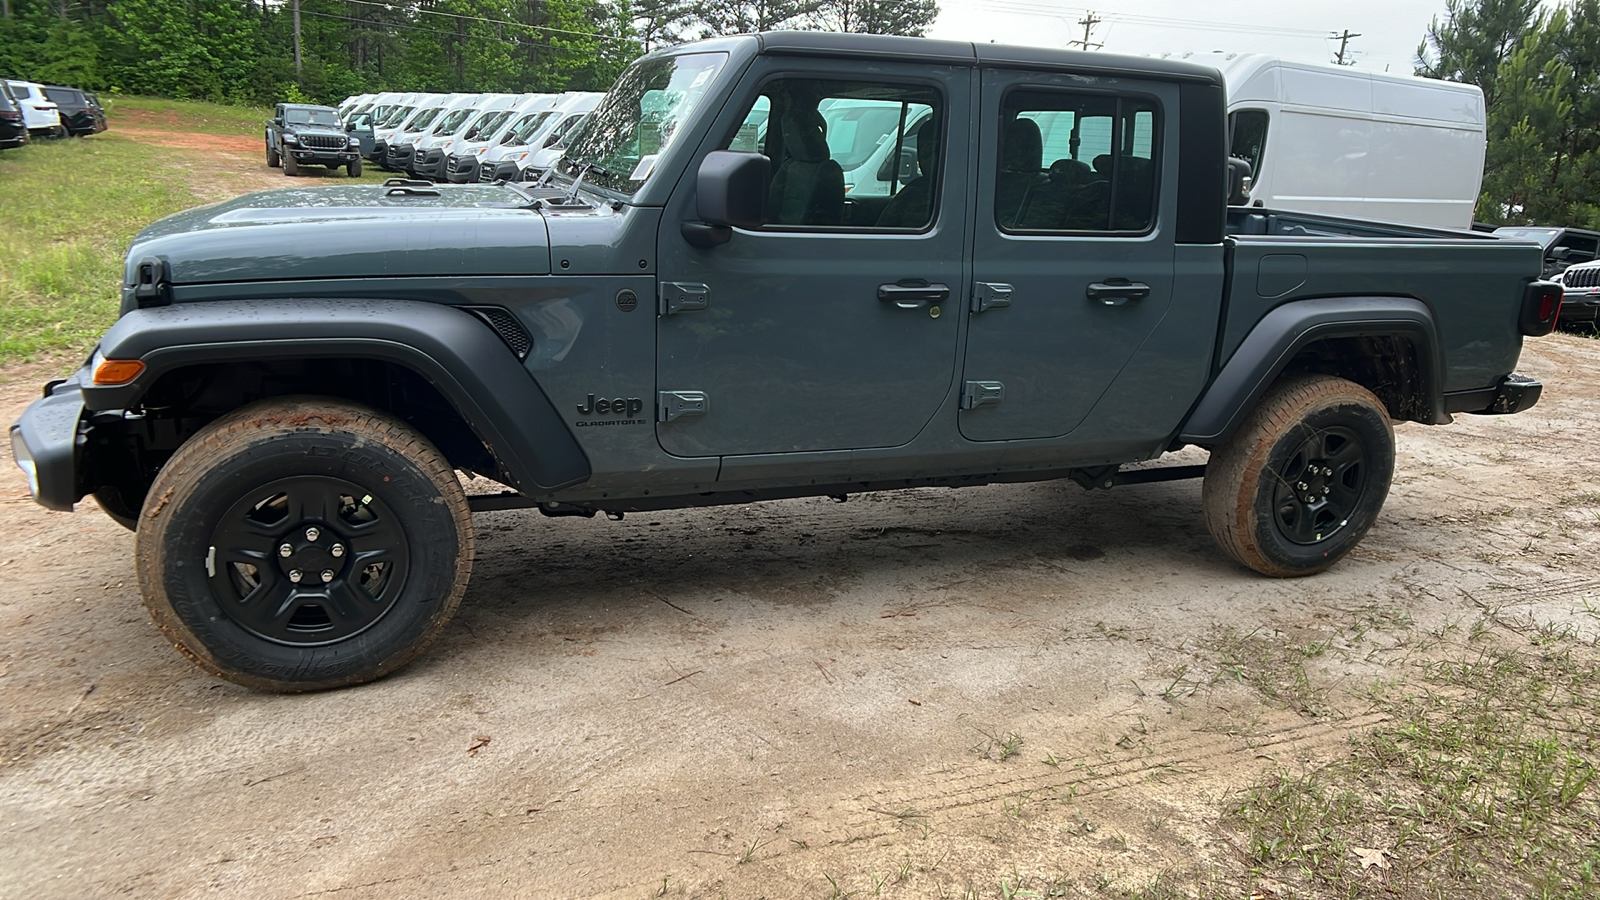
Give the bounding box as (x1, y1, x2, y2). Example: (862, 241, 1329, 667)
(386, 144, 416, 172)
(479, 160, 522, 183)
(285, 145, 360, 166)
(1559, 288, 1600, 324)
(412, 149, 447, 180)
(10, 374, 87, 511)
(444, 154, 478, 183)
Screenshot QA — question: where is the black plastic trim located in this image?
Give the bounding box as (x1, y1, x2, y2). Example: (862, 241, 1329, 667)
(1176, 81, 1227, 245)
(1177, 296, 1443, 445)
(1446, 374, 1542, 416)
(9, 374, 87, 511)
(87, 298, 591, 493)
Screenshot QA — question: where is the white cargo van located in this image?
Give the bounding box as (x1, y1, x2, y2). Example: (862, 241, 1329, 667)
(1218, 55, 1485, 230)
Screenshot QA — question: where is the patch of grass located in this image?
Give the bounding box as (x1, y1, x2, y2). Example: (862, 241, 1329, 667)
(972, 726, 1025, 762)
(109, 95, 270, 137)
(1228, 632, 1600, 898)
(1206, 626, 1331, 717)
(0, 135, 202, 363)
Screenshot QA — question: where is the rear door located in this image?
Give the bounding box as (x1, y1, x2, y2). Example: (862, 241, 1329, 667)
(654, 58, 973, 457)
(960, 68, 1180, 442)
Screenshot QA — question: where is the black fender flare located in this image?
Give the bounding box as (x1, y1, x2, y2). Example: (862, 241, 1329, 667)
(1177, 296, 1444, 446)
(88, 298, 591, 493)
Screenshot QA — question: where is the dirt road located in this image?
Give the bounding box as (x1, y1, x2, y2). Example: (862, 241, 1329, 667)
(3, 332, 1597, 898)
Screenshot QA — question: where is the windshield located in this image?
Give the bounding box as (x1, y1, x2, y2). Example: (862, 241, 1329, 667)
(557, 51, 728, 197)
(381, 106, 414, 127)
(466, 110, 513, 141)
(286, 108, 340, 127)
(502, 111, 555, 146)
(433, 108, 475, 135)
(405, 107, 443, 133)
(544, 113, 586, 150)
(1495, 227, 1560, 248)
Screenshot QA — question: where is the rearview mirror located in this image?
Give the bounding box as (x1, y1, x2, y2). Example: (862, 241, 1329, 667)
(683, 150, 770, 247)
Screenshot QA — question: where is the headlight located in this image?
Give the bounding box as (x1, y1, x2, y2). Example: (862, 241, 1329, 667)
(283, 133, 299, 144)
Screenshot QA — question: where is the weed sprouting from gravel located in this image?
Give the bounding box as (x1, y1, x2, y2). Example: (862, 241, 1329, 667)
(972, 726, 1025, 762)
(1226, 627, 1600, 898)
(1203, 626, 1332, 717)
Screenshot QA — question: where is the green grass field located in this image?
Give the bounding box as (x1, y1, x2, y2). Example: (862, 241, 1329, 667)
(0, 98, 390, 366)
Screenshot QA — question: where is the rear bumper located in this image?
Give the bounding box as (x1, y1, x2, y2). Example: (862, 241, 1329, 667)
(10, 374, 87, 512)
(1443, 373, 1543, 417)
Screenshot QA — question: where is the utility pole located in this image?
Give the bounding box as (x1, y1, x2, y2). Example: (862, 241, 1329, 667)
(1069, 11, 1103, 52)
(293, 0, 303, 77)
(1331, 29, 1360, 66)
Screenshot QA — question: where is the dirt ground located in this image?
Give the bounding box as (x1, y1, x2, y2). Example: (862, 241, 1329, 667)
(2, 331, 1597, 899)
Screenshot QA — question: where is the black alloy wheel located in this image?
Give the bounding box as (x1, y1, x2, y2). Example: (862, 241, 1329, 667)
(1267, 425, 1369, 545)
(208, 476, 410, 646)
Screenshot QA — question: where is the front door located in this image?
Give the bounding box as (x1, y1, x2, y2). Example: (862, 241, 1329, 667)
(654, 60, 972, 458)
(961, 68, 1180, 442)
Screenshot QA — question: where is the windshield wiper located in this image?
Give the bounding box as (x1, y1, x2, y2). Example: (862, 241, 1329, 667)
(560, 160, 609, 206)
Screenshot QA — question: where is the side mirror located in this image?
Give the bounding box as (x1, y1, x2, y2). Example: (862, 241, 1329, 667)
(878, 146, 918, 184)
(1549, 247, 1572, 261)
(683, 150, 769, 248)
(1227, 157, 1253, 206)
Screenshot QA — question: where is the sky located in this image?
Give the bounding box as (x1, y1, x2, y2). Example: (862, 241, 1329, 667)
(926, 0, 1463, 75)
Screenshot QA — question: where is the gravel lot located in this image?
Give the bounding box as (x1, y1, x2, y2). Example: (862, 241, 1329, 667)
(2, 331, 1598, 898)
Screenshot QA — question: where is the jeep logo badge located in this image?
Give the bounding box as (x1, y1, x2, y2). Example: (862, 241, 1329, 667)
(579, 390, 646, 422)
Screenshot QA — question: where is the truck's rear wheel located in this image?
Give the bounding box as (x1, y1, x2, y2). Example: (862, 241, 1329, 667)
(1202, 375, 1394, 577)
(134, 397, 474, 691)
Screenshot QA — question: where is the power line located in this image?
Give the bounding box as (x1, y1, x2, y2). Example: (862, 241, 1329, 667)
(340, 0, 639, 46)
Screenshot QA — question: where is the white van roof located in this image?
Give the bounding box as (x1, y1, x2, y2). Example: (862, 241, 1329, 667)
(1217, 54, 1484, 127)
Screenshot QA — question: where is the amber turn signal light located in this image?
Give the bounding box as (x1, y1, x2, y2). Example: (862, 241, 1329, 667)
(92, 358, 146, 386)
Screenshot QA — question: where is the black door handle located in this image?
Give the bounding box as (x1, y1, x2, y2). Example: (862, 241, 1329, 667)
(1086, 280, 1151, 306)
(878, 280, 950, 309)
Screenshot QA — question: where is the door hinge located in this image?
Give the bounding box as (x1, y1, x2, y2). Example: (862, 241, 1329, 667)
(660, 282, 709, 315)
(972, 282, 1013, 313)
(961, 380, 1005, 409)
(658, 390, 710, 422)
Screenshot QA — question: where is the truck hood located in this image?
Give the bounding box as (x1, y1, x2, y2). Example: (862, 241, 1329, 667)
(125, 184, 551, 287)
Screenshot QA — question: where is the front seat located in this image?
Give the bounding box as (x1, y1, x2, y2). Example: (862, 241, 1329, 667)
(767, 107, 845, 226)
(876, 118, 941, 228)
(995, 117, 1042, 228)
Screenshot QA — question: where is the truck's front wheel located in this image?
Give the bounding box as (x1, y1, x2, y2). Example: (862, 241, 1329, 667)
(266, 142, 280, 168)
(283, 154, 298, 176)
(1202, 375, 1394, 577)
(134, 398, 474, 691)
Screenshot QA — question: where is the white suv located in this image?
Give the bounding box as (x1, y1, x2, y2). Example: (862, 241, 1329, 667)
(1556, 258, 1600, 331)
(3, 80, 62, 138)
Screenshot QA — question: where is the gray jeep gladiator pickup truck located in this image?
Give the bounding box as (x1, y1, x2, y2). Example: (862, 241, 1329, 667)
(265, 103, 363, 177)
(11, 33, 1561, 691)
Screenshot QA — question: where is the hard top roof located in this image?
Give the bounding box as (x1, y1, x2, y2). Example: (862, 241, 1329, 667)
(740, 31, 1224, 88)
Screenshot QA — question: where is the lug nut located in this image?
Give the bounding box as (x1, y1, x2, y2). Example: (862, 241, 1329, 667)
(279, 543, 293, 558)
(331, 544, 345, 558)
(305, 526, 321, 542)
(1323, 467, 1333, 476)
(1297, 481, 1308, 490)
(1323, 486, 1331, 494)
(288, 569, 303, 583)
(320, 569, 335, 584)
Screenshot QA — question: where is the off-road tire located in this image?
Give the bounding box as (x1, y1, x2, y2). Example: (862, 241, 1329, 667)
(134, 397, 474, 692)
(1202, 375, 1394, 577)
(266, 143, 280, 168)
(348, 158, 363, 178)
(283, 153, 299, 176)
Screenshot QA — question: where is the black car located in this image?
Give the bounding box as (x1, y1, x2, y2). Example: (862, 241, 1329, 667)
(0, 82, 28, 150)
(42, 86, 106, 136)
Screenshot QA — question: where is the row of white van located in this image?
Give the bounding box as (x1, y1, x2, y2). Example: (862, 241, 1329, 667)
(336, 90, 602, 184)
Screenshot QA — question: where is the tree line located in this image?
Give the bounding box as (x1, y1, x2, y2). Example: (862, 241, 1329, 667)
(1418, 0, 1600, 228)
(0, 0, 937, 107)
